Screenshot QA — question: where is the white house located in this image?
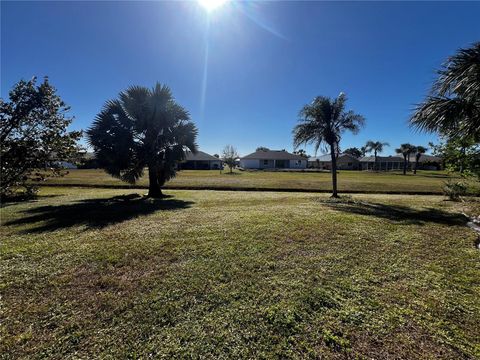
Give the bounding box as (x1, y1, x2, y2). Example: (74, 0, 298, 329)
(239, 150, 307, 169)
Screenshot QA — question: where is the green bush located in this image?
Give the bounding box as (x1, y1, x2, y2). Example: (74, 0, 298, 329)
(443, 180, 467, 201)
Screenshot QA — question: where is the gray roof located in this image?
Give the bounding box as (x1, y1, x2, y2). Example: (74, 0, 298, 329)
(407, 154, 442, 162)
(360, 156, 404, 162)
(308, 153, 358, 162)
(241, 150, 304, 160)
(309, 154, 332, 162)
(185, 151, 220, 161)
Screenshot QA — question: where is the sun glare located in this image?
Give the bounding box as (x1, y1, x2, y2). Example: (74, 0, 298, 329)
(198, 0, 227, 12)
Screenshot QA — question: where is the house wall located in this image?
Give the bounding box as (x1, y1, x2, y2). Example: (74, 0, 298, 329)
(308, 156, 358, 170)
(336, 157, 359, 170)
(289, 159, 307, 169)
(361, 161, 403, 171)
(210, 160, 223, 170)
(180, 160, 223, 170)
(308, 160, 330, 169)
(260, 159, 275, 169)
(240, 159, 306, 169)
(240, 159, 260, 169)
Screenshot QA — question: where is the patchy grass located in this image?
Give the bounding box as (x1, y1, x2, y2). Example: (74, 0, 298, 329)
(1, 187, 480, 358)
(41, 169, 480, 195)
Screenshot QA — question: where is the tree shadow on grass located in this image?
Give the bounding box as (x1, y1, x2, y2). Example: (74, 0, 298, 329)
(6, 194, 194, 233)
(390, 172, 451, 179)
(1, 195, 61, 208)
(321, 200, 467, 226)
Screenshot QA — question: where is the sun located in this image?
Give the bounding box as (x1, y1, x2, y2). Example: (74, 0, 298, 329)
(198, 0, 227, 12)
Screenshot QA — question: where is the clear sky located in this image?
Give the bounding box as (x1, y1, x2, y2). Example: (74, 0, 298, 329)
(2, 1, 479, 156)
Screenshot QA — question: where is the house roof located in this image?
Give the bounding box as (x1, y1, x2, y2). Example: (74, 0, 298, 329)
(308, 153, 359, 162)
(185, 151, 220, 161)
(407, 154, 442, 163)
(360, 156, 404, 162)
(241, 150, 305, 160)
(308, 154, 332, 162)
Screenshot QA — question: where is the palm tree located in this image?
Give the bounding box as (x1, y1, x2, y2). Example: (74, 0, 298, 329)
(395, 143, 415, 175)
(411, 42, 480, 141)
(365, 140, 389, 171)
(413, 145, 427, 174)
(87, 83, 198, 198)
(293, 93, 365, 197)
(360, 146, 368, 157)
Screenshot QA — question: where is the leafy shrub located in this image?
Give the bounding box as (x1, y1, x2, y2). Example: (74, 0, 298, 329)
(443, 180, 467, 201)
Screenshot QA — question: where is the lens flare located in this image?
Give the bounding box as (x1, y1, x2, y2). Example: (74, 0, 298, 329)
(198, 0, 227, 12)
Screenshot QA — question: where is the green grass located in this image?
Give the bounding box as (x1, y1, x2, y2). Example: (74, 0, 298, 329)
(1, 187, 480, 358)
(41, 169, 480, 195)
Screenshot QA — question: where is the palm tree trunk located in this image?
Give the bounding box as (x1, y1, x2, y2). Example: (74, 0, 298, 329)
(147, 164, 163, 198)
(330, 144, 339, 198)
(460, 146, 466, 173)
(374, 150, 378, 171)
(414, 156, 419, 175)
(403, 156, 407, 175)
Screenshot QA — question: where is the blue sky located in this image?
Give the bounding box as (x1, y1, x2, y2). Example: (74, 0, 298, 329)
(2, 1, 479, 156)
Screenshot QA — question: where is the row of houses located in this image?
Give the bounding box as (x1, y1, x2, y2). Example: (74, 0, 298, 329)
(76, 149, 442, 171)
(179, 149, 309, 170)
(182, 149, 442, 171)
(309, 153, 443, 171)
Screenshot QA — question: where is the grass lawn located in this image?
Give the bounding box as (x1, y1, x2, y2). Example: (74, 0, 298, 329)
(1, 187, 480, 358)
(42, 168, 480, 195)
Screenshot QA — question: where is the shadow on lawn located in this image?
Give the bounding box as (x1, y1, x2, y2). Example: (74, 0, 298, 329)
(6, 194, 193, 233)
(390, 172, 451, 179)
(323, 200, 467, 226)
(1, 194, 61, 208)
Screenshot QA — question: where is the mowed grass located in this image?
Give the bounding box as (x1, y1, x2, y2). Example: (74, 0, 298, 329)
(42, 168, 480, 195)
(1, 187, 480, 358)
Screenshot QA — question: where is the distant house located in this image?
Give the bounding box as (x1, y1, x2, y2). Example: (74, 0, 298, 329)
(308, 153, 360, 170)
(359, 154, 443, 171)
(408, 154, 443, 170)
(359, 156, 404, 171)
(178, 151, 223, 170)
(240, 150, 307, 169)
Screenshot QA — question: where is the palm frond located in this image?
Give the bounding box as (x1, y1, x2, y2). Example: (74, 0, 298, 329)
(412, 95, 479, 139)
(119, 86, 150, 127)
(411, 42, 480, 140)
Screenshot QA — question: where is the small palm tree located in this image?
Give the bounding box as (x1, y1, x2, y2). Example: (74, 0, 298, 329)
(411, 42, 480, 141)
(365, 140, 389, 171)
(395, 143, 415, 175)
(293, 93, 365, 197)
(87, 83, 198, 198)
(413, 145, 427, 174)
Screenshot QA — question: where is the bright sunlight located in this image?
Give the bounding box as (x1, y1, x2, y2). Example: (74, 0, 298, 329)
(198, 0, 227, 12)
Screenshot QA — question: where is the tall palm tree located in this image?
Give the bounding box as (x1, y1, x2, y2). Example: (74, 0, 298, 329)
(411, 42, 480, 141)
(413, 145, 427, 174)
(87, 83, 198, 198)
(395, 143, 415, 175)
(293, 93, 365, 197)
(365, 140, 389, 171)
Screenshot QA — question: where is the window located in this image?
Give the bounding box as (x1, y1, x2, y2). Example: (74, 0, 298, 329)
(263, 160, 268, 165)
(348, 162, 352, 166)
